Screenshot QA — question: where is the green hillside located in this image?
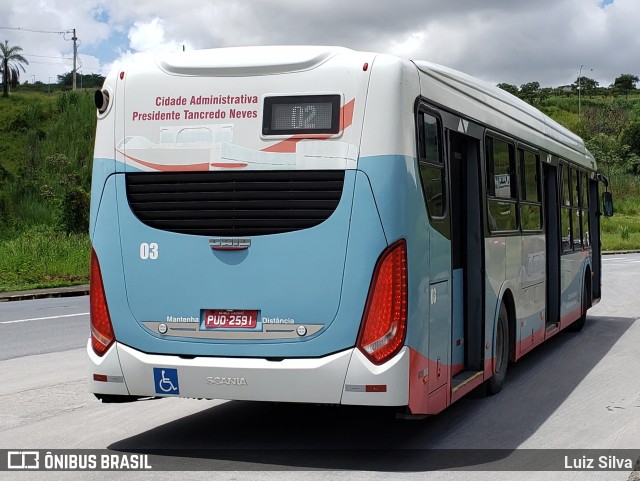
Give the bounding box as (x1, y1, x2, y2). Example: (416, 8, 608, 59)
(537, 93, 640, 251)
(0, 90, 95, 291)
(0, 87, 639, 291)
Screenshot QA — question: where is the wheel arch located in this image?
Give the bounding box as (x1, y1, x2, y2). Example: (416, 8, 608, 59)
(583, 263, 593, 310)
(500, 289, 517, 363)
(490, 285, 516, 364)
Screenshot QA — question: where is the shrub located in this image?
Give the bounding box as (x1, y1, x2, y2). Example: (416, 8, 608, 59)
(55, 187, 90, 234)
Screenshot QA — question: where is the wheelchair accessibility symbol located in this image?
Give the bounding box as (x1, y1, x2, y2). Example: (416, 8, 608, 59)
(153, 367, 180, 395)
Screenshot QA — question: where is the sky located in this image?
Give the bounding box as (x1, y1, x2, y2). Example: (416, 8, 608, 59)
(0, 0, 637, 89)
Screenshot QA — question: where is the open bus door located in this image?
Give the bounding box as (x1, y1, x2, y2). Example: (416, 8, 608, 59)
(448, 129, 485, 398)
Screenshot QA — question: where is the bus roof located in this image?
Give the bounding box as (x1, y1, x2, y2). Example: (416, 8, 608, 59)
(413, 60, 596, 171)
(116, 45, 595, 171)
(157, 45, 353, 77)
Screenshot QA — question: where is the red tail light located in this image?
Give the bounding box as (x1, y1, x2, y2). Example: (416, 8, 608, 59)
(90, 248, 115, 356)
(357, 239, 408, 364)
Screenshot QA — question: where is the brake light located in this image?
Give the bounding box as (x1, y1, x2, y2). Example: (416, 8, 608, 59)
(357, 239, 408, 364)
(90, 248, 115, 356)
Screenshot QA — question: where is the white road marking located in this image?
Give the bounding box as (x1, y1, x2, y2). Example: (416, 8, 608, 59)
(0, 312, 89, 324)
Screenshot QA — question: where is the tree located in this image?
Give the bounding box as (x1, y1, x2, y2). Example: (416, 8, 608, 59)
(586, 133, 640, 178)
(497, 83, 519, 97)
(539, 87, 552, 102)
(581, 105, 628, 138)
(0, 40, 29, 98)
(620, 121, 640, 158)
(612, 74, 639, 98)
(57, 72, 105, 89)
(572, 76, 599, 96)
(519, 81, 541, 104)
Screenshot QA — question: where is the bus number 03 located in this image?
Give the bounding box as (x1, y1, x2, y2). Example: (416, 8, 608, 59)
(140, 242, 159, 260)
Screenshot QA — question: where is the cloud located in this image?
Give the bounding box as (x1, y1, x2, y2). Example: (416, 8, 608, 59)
(128, 18, 179, 53)
(2, 0, 639, 88)
(98, 17, 193, 77)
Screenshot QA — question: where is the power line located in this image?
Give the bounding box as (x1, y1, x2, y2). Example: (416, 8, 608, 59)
(0, 26, 72, 35)
(0, 25, 80, 90)
(25, 60, 70, 66)
(23, 53, 73, 60)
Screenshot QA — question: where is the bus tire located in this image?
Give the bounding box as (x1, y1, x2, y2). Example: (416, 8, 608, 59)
(567, 278, 589, 332)
(487, 302, 509, 395)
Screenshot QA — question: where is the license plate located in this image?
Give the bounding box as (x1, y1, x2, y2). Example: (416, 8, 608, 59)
(202, 309, 258, 329)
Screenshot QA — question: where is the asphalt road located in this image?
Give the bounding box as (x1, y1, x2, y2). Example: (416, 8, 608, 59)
(0, 296, 89, 360)
(0, 255, 639, 481)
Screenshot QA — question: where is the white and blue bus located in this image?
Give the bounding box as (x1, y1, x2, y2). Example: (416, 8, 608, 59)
(88, 46, 611, 415)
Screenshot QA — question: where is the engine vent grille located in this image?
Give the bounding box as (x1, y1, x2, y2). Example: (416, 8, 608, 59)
(125, 170, 345, 236)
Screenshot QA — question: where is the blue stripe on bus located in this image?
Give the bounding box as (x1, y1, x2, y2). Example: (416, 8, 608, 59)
(92, 166, 389, 358)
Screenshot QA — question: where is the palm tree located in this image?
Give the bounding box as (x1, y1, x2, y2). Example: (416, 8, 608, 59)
(0, 40, 29, 98)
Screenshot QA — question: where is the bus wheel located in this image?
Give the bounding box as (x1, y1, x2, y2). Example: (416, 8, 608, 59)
(487, 302, 509, 395)
(568, 279, 589, 332)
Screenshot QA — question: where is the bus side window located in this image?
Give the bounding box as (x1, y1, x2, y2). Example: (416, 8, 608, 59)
(560, 163, 572, 252)
(486, 136, 517, 232)
(571, 168, 582, 250)
(417, 111, 446, 219)
(519, 149, 542, 231)
(581, 172, 590, 247)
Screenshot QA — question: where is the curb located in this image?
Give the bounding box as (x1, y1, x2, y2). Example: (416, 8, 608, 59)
(0, 284, 89, 302)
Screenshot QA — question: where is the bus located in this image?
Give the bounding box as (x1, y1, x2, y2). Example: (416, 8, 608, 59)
(88, 46, 612, 415)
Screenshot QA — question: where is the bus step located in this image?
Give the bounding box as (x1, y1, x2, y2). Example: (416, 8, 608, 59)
(451, 370, 483, 393)
(545, 322, 560, 335)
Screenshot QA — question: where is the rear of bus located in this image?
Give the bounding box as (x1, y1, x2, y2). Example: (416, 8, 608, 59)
(88, 47, 418, 407)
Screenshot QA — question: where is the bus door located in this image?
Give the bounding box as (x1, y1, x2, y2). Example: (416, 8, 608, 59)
(417, 108, 451, 398)
(448, 129, 485, 380)
(543, 162, 560, 327)
(418, 108, 484, 400)
(588, 178, 602, 302)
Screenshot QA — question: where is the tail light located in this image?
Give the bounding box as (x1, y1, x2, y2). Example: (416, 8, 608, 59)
(357, 239, 408, 364)
(90, 248, 115, 356)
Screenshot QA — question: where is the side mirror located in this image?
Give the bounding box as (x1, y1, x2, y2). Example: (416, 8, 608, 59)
(597, 173, 609, 188)
(602, 191, 614, 217)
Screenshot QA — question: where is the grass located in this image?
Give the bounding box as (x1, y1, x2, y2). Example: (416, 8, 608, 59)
(599, 173, 640, 251)
(0, 204, 631, 293)
(540, 104, 580, 133)
(0, 91, 95, 292)
(0, 226, 90, 292)
(0, 90, 95, 184)
(602, 214, 640, 251)
(0, 91, 639, 292)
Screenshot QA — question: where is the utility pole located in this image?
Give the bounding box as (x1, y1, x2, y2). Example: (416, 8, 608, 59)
(72, 28, 77, 91)
(0, 26, 79, 89)
(578, 64, 593, 120)
(578, 65, 583, 119)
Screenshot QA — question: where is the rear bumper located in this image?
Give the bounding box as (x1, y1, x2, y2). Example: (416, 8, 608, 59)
(87, 340, 409, 406)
